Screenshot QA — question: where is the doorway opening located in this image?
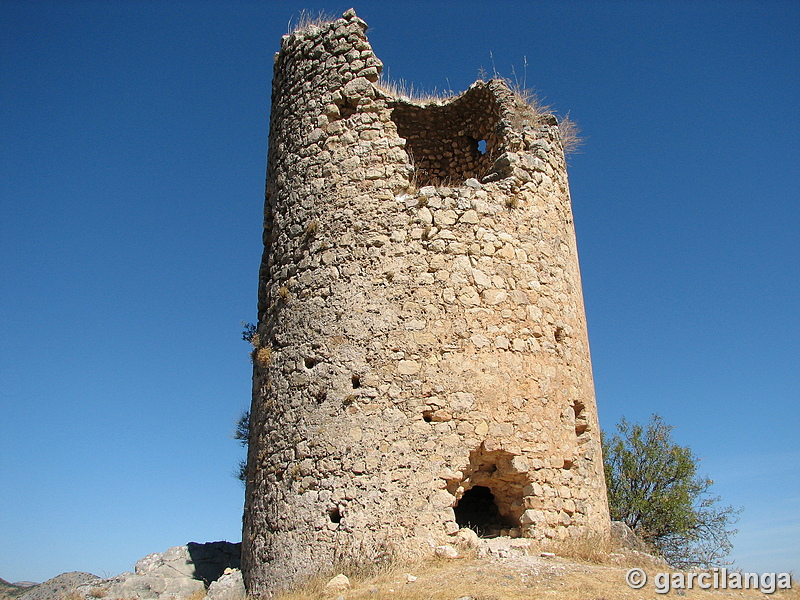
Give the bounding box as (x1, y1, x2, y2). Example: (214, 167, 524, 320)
(454, 485, 516, 537)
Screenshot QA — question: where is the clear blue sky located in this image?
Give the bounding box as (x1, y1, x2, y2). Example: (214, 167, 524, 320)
(1, 0, 798, 583)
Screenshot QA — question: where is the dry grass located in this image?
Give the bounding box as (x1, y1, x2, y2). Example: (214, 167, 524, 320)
(481, 54, 584, 155)
(288, 10, 337, 34)
(269, 550, 798, 600)
(375, 76, 453, 105)
(506, 80, 553, 120)
(254, 346, 272, 367)
(503, 82, 584, 156)
(556, 113, 584, 156)
(245, 327, 272, 367)
(545, 532, 613, 564)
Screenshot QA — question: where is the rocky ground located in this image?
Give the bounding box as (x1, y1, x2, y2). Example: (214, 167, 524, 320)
(277, 531, 798, 600)
(287, 553, 799, 600)
(2, 529, 796, 600)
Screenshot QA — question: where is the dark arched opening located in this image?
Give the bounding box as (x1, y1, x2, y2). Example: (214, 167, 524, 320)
(454, 485, 515, 537)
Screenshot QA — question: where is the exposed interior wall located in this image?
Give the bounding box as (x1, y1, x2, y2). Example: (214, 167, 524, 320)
(390, 86, 504, 186)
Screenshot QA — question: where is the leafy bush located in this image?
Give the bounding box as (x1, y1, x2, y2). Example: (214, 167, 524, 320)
(602, 414, 740, 568)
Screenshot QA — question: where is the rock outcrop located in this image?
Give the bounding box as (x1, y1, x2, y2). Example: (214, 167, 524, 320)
(134, 542, 241, 585)
(13, 542, 245, 600)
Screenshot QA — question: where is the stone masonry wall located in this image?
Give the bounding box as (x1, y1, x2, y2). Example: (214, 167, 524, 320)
(242, 9, 610, 596)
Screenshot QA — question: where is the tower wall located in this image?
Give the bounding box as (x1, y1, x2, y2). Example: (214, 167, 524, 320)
(242, 9, 609, 596)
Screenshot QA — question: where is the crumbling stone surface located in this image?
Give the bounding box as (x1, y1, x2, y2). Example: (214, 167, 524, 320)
(242, 8, 610, 597)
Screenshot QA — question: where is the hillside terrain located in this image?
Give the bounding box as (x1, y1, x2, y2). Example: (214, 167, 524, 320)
(0, 578, 33, 600)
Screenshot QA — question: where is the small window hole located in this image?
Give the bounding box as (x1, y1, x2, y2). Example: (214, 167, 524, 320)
(351, 374, 361, 388)
(422, 410, 433, 423)
(339, 105, 357, 119)
(572, 401, 588, 436)
(554, 327, 567, 343)
(572, 401, 585, 419)
(328, 507, 341, 523)
(304, 357, 317, 369)
(477, 139, 487, 154)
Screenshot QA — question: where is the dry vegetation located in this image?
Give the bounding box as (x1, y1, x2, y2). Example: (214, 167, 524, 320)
(269, 532, 795, 600)
(4, 543, 794, 600)
(288, 10, 337, 34)
(272, 550, 798, 600)
(375, 76, 453, 105)
(505, 82, 583, 156)
(376, 73, 582, 156)
(555, 113, 583, 156)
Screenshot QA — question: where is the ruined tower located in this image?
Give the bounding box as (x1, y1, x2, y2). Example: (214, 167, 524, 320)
(243, 9, 610, 595)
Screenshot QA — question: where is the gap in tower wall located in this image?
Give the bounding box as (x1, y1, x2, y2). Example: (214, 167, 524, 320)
(389, 84, 505, 187)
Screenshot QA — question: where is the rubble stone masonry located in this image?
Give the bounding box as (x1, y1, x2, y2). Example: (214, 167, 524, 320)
(242, 9, 610, 596)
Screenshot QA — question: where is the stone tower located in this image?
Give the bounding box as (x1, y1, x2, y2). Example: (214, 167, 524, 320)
(242, 9, 610, 596)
